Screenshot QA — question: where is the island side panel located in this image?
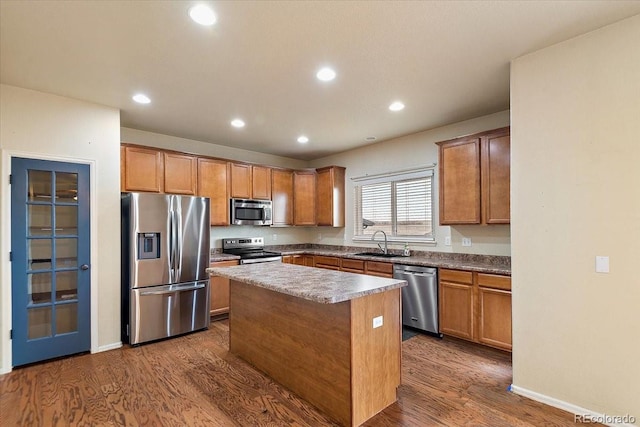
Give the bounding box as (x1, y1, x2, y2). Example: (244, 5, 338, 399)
(229, 280, 352, 426)
(350, 288, 402, 426)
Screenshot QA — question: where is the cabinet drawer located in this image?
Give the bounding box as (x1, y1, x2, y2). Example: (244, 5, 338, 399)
(314, 256, 340, 267)
(439, 269, 473, 284)
(477, 273, 511, 291)
(366, 261, 393, 276)
(341, 259, 365, 271)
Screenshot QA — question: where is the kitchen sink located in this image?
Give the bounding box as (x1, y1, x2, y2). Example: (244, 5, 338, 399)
(353, 252, 404, 258)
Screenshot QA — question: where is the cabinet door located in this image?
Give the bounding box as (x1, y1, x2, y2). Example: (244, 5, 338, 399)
(252, 166, 272, 200)
(164, 152, 197, 195)
(230, 163, 252, 199)
(210, 260, 239, 317)
(197, 158, 230, 225)
(316, 166, 345, 227)
(294, 171, 317, 225)
(478, 287, 512, 350)
(282, 255, 292, 264)
(482, 129, 510, 224)
(303, 255, 315, 267)
(123, 146, 163, 193)
(439, 281, 474, 340)
(272, 169, 293, 225)
(365, 261, 393, 278)
(438, 138, 481, 224)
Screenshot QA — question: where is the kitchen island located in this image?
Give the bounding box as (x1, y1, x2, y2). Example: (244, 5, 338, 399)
(208, 263, 407, 427)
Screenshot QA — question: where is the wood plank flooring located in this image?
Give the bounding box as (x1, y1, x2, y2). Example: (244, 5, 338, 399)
(1, 320, 584, 426)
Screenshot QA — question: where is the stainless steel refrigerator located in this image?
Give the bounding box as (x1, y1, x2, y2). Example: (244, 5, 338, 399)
(121, 192, 210, 345)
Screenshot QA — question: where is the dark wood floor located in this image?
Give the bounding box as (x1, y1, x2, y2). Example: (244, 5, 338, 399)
(1, 320, 581, 426)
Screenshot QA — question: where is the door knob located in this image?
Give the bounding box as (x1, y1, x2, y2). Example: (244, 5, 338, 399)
(81, 264, 89, 270)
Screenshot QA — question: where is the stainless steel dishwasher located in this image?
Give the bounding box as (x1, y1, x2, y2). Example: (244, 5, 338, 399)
(393, 264, 441, 337)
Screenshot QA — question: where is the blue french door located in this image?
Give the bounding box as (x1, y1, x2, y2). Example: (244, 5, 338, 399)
(11, 157, 91, 366)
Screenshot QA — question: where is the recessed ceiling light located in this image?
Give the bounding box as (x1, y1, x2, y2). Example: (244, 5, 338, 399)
(231, 119, 245, 128)
(297, 136, 309, 144)
(189, 4, 217, 26)
(389, 101, 405, 112)
(365, 136, 377, 142)
(316, 67, 336, 82)
(132, 94, 151, 104)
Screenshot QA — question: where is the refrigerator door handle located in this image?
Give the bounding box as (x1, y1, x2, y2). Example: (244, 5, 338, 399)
(139, 282, 206, 296)
(175, 207, 182, 281)
(169, 208, 177, 283)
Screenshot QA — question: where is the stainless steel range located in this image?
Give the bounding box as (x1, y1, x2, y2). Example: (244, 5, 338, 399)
(222, 237, 282, 264)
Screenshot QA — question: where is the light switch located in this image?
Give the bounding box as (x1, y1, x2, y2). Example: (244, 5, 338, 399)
(444, 236, 452, 246)
(595, 256, 609, 273)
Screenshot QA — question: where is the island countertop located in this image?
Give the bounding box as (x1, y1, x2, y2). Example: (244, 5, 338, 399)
(207, 262, 407, 304)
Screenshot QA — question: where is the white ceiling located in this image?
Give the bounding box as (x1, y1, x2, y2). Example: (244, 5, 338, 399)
(2, 1, 639, 160)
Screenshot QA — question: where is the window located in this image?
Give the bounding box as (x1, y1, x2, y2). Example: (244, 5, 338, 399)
(354, 167, 434, 242)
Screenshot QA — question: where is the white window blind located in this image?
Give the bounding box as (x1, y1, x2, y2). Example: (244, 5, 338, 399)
(354, 167, 434, 242)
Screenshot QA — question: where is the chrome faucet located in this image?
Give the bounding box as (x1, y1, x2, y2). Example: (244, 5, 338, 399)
(371, 230, 388, 254)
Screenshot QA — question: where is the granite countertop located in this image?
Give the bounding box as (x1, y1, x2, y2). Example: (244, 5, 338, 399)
(207, 263, 407, 304)
(278, 248, 511, 275)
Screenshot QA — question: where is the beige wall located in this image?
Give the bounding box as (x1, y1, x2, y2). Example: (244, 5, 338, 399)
(310, 111, 512, 255)
(511, 14, 639, 420)
(0, 84, 121, 372)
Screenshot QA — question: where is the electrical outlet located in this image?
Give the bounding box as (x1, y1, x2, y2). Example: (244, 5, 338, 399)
(373, 316, 383, 329)
(272, 234, 277, 241)
(444, 236, 451, 246)
(318, 233, 322, 240)
(462, 238, 472, 247)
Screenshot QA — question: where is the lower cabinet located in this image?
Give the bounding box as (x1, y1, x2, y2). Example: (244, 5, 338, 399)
(364, 261, 393, 278)
(314, 255, 340, 271)
(340, 258, 364, 274)
(439, 269, 512, 351)
(282, 254, 314, 266)
(209, 260, 239, 317)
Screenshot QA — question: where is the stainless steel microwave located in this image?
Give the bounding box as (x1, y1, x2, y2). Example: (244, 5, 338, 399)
(230, 198, 273, 226)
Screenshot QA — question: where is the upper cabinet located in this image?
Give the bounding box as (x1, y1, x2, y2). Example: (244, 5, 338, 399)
(271, 169, 294, 226)
(163, 152, 197, 195)
(293, 170, 317, 226)
(121, 144, 345, 228)
(437, 127, 510, 225)
(230, 163, 272, 200)
(122, 145, 164, 193)
(316, 166, 345, 227)
(251, 165, 272, 200)
(121, 145, 197, 195)
(197, 158, 230, 225)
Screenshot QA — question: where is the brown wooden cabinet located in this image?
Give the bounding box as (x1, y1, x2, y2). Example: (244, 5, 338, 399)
(230, 163, 272, 200)
(340, 258, 365, 274)
(437, 127, 510, 225)
(365, 261, 393, 278)
(314, 255, 340, 271)
(121, 144, 196, 195)
(197, 158, 230, 225)
(439, 269, 475, 340)
(251, 165, 272, 200)
(271, 169, 294, 226)
(209, 260, 239, 317)
(294, 170, 317, 225)
(316, 166, 345, 227)
(122, 145, 163, 192)
(230, 163, 252, 199)
(164, 152, 197, 195)
(476, 273, 512, 351)
(282, 254, 314, 266)
(439, 268, 511, 351)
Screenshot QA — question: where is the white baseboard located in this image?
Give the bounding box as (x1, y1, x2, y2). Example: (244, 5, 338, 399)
(95, 341, 122, 353)
(510, 385, 638, 427)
